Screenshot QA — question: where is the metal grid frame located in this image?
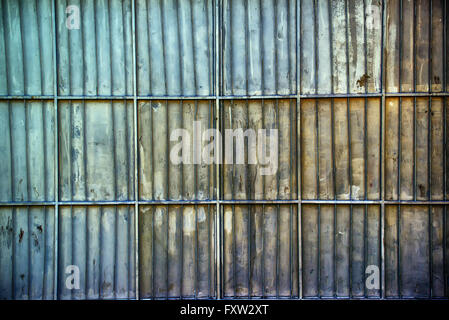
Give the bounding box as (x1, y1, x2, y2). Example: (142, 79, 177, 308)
(0, 0, 447, 300)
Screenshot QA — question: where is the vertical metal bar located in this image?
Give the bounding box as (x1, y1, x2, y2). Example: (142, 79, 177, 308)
(180, 204, 184, 298)
(398, 96, 402, 201)
(262, 204, 265, 298)
(399, 0, 403, 92)
(195, 204, 199, 298)
(428, 99, 433, 298)
(414, 96, 417, 200)
(247, 204, 251, 298)
(428, 0, 434, 298)
(275, 99, 280, 298)
(363, 0, 369, 298)
(214, 0, 221, 300)
(131, 0, 139, 300)
(380, 0, 386, 299)
(99, 205, 104, 298)
(327, 0, 337, 298)
(51, 0, 59, 300)
(289, 203, 293, 298)
(166, 204, 169, 299)
(276, 204, 280, 298)
(396, 205, 400, 298)
(344, 0, 354, 297)
(413, 0, 417, 93)
(313, 0, 321, 299)
(296, 0, 303, 300)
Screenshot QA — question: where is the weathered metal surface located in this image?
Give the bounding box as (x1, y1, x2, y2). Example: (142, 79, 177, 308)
(0, 206, 55, 299)
(301, 204, 381, 297)
(222, 99, 297, 200)
(385, 0, 446, 92)
(0, 0, 54, 95)
(59, 100, 135, 201)
(300, 0, 382, 94)
(58, 205, 135, 299)
(222, 204, 298, 298)
(0, 0, 447, 300)
(139, 205, 215, 298)
(385, 205, 446, 298)
(385, 97, 445, 200)
(301, 98, 381, 200)
(223, 0, 297, 96)
(138, 100, 215, 200)
(0, 101, 55, 202)
(136, 0, 213, 96)
(56, 0, 134, 96)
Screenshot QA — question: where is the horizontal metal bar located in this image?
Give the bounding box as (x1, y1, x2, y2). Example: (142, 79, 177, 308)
(3, 92, 448, 102)
(219, 200, 298, 204)
(0, 95, 217, 101)
(384, 92, 449, 97)
(0, 96, 55, 100)
(138, 200, 217, 205)
(1, 199, 448, 207)
(0, 201, 57, 206)
(219, 95, 298, 100)
(299, 93, 383, 98)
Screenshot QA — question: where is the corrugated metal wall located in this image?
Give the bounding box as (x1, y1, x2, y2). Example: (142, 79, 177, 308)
(0, 0, 448, 300)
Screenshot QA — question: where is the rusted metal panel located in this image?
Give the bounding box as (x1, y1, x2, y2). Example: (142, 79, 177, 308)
(222, 204, 298, 298)
(385, 0, 446, 92)
(300, 0, 382, 94)
(301, 98, 381, 200)
(0, 206, 55, 299)
(385, 97, 445, 200)
(58, 205, 135, 299)
(222, 99, 297, 200)
(139, 205, 215, 298)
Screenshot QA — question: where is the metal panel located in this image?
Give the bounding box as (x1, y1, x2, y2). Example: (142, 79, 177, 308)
(139, 204, 215, 299)
(300, 98, 381, 200)
(222, 204, 298, 298)
(0, 100, 55, 202)
(138, 100, 215, 200)
(56, 0, 134, 96)
(300, 0, 382, 95)
(385, 205, 446, 298)
(222, 99, 297, 200)
(0, 0, 54, 96)
(0, 206, 55, 299)
(59, 100, 135, 201)
(385, 0, 446, 93)
(58, 205, 135, 299)
(135, 0, 213, 96)
(301, 204, 381, 298)
(385, 97, 445, 200)
(223, 0, 297, 96)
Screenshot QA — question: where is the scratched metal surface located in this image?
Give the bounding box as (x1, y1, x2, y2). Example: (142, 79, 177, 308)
(0, 0, 448, 300)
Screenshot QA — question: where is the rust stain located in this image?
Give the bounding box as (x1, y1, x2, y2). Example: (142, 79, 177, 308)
(18, 228, 24, 243)
(356, 74, 371, 88)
